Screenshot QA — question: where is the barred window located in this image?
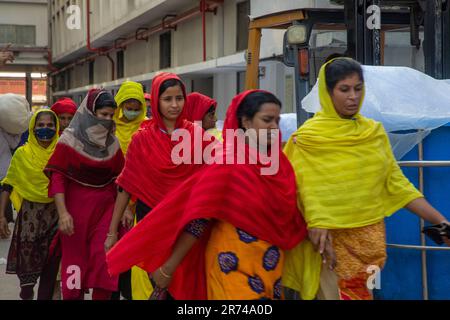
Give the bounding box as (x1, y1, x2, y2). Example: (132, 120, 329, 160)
(0, 25, 36, 46)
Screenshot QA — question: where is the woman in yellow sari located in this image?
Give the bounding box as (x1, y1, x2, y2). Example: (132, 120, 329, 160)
(109, 80, 151, 300)
(283, 58, 450, 300)
(0, 109, 59, 300)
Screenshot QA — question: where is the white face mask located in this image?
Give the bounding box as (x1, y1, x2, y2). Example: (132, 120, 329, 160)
(123, 109, 141, 121)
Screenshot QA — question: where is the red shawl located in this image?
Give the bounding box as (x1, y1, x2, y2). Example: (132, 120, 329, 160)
(106, 90, 307, 299)
(185, 92, 217, 122)
(45, 89, 124, 187)
(115, 73, 213, 208)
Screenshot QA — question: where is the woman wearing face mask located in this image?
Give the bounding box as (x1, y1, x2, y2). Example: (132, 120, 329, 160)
(104, 73, 216, 299)
(185, 92, 222, 141)
(106, 90, 308, 300)
(0, 109, 59, 300)
(44, 89, 125, 300)
(114, 81, 147, 155)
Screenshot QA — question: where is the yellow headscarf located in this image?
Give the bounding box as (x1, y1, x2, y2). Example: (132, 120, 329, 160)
(284, 58, 422, 229)
(282, 58, 422, 299)
(2, 109, 59, 211)
(114, 81, 147, 155)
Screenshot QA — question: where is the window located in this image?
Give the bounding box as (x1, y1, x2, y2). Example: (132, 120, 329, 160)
(89, 61, 94, 84)
(0, 25, 36, 46)
(160, 32, 172, 69)
(236, 1, 250, 52)
(117, 51, 124, 79)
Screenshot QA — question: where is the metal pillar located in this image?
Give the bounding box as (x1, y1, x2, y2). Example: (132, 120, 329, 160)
(443, 0, 450, 78)
(418, 139, 429, 300)
(25, 72, 32, 107)
(424, 0, 444, 78)
(345, 0, 382, 65)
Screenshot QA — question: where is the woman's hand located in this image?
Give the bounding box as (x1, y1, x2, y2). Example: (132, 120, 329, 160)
(0, 216, 10, 239)
(58, 212, 74, 236)
(308, 228, 330, 254)
(441, 221, 450, 246)
(121, 207, 134, 230)
(322, 235, 337, 270)
(151, 265, 174, 289)
(104, 233, 118, 252)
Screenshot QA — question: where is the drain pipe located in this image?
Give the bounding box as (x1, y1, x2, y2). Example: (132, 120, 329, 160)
(86, 0, 104, 53)
(87, 0, 115, 80)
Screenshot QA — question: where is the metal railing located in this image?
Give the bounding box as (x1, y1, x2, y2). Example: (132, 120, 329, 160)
(387, 142, 450, 300)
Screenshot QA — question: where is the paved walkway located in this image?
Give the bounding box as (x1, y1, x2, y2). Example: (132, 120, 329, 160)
(0, 224, 20, 300)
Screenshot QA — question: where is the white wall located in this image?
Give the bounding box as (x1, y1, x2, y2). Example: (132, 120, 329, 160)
(0, 2, 48, 46)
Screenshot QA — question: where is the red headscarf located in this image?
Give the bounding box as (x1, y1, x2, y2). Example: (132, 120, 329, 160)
(185, 92, 217, 122)
(115, 73, 214, 209)
(50, 97, 77, 115)
(107, 90, 307, 299)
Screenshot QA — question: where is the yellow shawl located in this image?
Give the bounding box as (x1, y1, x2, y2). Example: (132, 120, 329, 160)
(2, 109, 59, 211)
(282, 58, 422, 299)
(284, 59, 422, 229)
(114, 81, 147, 155)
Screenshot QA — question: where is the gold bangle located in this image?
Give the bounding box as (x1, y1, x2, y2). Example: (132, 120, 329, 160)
(159, 266, 172, 279)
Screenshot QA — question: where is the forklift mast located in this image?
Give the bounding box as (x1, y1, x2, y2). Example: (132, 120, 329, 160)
(245, 1, 450, 127)
(345, 0, 450, 78)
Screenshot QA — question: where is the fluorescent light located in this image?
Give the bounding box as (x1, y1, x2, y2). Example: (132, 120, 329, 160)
(0, 72, 47, 78)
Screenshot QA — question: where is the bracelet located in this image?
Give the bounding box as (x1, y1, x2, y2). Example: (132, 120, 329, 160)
(159, 266, 172, 279)
(106, 233, 118, 238)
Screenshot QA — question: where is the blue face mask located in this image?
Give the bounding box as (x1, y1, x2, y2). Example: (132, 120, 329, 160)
(35, 127, 56, 140)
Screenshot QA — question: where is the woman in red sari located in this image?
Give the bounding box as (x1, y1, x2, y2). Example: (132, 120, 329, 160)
(104, 73, 215, 299)
(106, 90, 308, 299)
(45, 89, 124, 300)
(185, 92, 222, 141)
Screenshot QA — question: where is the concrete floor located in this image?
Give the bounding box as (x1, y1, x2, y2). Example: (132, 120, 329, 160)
(0, 223, 20, 300)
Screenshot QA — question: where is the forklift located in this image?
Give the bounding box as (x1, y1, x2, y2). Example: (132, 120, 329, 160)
(244, 0, 450, 127)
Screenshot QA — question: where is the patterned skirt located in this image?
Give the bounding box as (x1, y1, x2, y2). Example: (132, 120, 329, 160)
(6, 200, 59, 287)
(205, 220, 283, 300)
(330, 220, 387, 300)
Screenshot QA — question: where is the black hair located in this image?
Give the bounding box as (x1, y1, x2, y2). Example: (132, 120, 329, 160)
(95, 91, 117, 111)
(236, 91, 282, 130)
(35, 110, 57, 126)
(159, 79, 184, 97)
(206, 105, 216, 115)
(325, 58, 364, 92)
